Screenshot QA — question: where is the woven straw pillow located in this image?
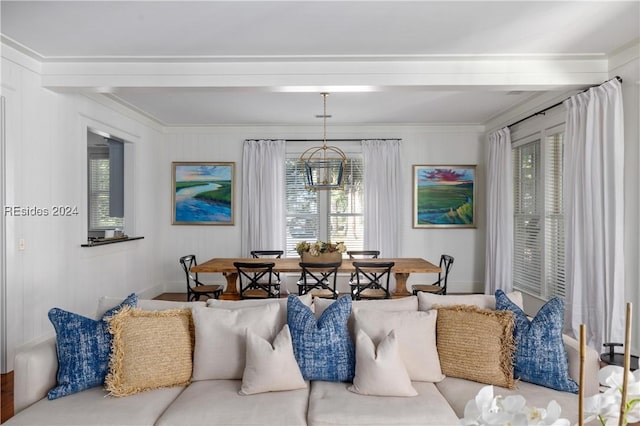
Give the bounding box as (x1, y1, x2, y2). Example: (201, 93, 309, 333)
(105, 307, 194, 397)
(436, 305, 516, 389)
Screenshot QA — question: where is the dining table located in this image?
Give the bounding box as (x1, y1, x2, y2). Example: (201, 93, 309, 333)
(191, 257, 441, 300)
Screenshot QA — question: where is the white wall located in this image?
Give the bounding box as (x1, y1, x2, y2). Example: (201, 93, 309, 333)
(161, 125, 486, 295)
(1, 50, 167, 370)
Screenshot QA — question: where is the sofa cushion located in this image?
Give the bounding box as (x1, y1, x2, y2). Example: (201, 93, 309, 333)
(495, 289, 579, 393)
(47, 293, 137, 400)
(353, 309, 444, 382)
(307, 380, 459, 426)
(105, 307, 193, 397)
(96, 296, 204, 318)
(192, 303, 280, 380)
(155, 380, 310, 426)
(348, 329, 417, 397)
(436, 376, 581, 425)
(240, 325, 307, 395)
(313, 295, 418, 318)
(207, 293, 313, 332)
(436, 304, 516, 389)
(417, 291, 523, 311)
(4, 385, 185, 426)
(287, 295, 355, 382)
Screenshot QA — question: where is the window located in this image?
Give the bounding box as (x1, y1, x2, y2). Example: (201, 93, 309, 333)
(87, 130, 124, 237)
(512, 129, 565, 300)
(285, 155, 364, 257)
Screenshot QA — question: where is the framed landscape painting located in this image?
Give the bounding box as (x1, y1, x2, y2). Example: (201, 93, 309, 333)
(413, 165, 476, 228)
(172, 162, 235, 225)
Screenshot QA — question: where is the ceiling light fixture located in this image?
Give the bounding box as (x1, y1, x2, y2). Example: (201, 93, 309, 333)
(299, 93, 347, 191)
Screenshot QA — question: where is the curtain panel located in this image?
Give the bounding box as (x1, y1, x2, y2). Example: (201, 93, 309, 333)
(484, 127, 513, 295)
(563, 78, 625, 351)
(362, 140, 401, 263)
(241, 140, 286, 257)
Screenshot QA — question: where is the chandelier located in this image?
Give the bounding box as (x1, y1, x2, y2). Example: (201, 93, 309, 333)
(299, 93, 347, 190)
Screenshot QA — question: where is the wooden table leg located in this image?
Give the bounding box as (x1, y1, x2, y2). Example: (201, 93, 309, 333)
(219, 272, 241, 300)
(392, 273, 411, 298)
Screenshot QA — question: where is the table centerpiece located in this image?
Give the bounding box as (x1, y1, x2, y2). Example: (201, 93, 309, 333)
(296, 240, 346, 263)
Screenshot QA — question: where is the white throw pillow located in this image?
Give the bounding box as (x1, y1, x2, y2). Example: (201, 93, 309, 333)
(417, 291, 524, 311)
(239, 325, 307, 395)
(348, 329, 417, 397)
(96, 296, 206, 319)
(353, 309, 444, 382)
(191, 303, 280, 380)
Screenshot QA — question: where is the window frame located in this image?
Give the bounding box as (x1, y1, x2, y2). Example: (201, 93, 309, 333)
(285, 141, 364, 258)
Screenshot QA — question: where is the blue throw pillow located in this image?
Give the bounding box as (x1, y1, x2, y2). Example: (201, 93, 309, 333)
(495, 289, 578, 393)
(287, 295, 355, 382)
(47, 293, 138, 399)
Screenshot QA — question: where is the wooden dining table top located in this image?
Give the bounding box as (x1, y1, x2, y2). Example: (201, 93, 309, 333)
(191, 257, 440, 274)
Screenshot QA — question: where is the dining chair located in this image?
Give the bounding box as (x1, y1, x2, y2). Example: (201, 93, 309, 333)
(234, 261, 280, 299)
(347, 250, 380, 290)
(179, 254, 223, 301)
(411, 254, 454, 296)
(251, 250, 284, 287)
(350, 261, 394, 300)
(297, 261, 341, 299)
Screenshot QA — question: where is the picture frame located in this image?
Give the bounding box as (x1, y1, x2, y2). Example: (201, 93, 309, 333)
(172, 162, 235, 225)
(412, 165, 477, 228)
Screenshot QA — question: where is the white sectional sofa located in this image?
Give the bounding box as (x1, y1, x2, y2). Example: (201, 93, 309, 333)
(5, 293, 600, 426)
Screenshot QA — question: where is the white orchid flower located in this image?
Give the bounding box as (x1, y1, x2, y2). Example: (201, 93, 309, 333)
(460, 386, 569, 426)
(585, 368, 640, 426)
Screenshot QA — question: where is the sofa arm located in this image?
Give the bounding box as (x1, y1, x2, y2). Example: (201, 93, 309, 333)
(13, 337, 58, 413)
(563, 334, 600, 396)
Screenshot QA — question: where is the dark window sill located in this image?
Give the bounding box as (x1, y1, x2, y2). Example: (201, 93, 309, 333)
(81, 236, 144, 247)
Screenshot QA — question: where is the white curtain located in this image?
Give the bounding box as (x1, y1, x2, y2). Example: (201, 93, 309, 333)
(362, 140, 401, 261)
(484, 127, 513, 295)
(564, 78, 625, 351)
(241, 140, 286, 256)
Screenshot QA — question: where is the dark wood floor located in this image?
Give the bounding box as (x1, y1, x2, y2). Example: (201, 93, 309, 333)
(1, 371, 14, 424)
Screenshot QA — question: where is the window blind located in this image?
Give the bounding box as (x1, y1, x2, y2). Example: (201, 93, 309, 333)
(512, 132, 565, 300)
(544, 133, 565, 299)
(513, 141, 543, 296)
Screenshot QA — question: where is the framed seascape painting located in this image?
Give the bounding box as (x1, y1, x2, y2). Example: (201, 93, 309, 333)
(412, 165, 477, 228)
(172, 162, 235, 225)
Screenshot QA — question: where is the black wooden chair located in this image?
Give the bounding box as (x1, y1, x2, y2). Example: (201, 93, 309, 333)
(179, 254, 223, 301)
(347, 250, 380, 287)
(251, 250, 284, 288)
(351, 261, 394, 300)
(234, 261, 279, 299)
(297, 262, 341, 299)
(412, 254, 454, 296)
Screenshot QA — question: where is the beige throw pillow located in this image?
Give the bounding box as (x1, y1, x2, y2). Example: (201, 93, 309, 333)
(353, 309, 444, 382)
(105, 307, 193, 397)
(191, 303, 280, 380)
(239, 325, 307, 395)
(348, 329, 417, 397)
(436, 305, 516, 389)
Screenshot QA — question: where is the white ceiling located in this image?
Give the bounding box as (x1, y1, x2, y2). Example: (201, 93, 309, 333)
(2, 1, 639, 126)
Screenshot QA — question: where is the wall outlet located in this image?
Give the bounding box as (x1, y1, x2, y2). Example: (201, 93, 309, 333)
(18, 239, 25, 251)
